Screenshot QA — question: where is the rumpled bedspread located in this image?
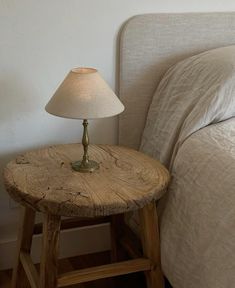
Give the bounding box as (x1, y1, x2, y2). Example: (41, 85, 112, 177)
(140, 46, 235, 288)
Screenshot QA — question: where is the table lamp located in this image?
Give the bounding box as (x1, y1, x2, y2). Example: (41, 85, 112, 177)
(45, 67, 124, 173)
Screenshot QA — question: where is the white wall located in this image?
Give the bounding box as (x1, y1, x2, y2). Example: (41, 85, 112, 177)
(1, 0, 235, 270)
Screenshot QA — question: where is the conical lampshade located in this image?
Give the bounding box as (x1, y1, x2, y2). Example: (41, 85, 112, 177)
(45, 67, 124, 119)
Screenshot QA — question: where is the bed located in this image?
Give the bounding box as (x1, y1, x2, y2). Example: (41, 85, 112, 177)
(118, 13, 235, 288)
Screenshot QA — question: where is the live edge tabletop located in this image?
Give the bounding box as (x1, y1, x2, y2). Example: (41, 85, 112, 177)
(3, 144, 170, 218)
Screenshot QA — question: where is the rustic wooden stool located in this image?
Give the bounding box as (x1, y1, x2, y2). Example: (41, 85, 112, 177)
(3, 144, 169, 288)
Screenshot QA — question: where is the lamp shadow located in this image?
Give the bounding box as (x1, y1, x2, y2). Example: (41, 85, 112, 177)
(0, 71, 41, 223)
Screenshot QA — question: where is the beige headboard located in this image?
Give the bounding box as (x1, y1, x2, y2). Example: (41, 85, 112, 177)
(118, 12, 235, 149)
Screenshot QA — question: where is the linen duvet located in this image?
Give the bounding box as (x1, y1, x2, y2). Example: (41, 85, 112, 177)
(140, 46, 235, 288)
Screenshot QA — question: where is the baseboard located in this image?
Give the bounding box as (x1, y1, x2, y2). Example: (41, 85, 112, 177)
(0, 223, 110, 271)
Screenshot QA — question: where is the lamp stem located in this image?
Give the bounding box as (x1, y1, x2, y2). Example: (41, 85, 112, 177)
(71, 119, 99, 172)
(82, 119, 89, 165)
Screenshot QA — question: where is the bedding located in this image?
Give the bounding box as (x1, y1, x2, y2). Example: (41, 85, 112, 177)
(140, 46, 235, 288)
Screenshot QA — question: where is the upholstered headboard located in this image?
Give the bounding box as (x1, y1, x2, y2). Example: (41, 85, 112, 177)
(118, 12, 235, 149)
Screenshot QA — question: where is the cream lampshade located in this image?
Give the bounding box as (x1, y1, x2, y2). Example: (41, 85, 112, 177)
(46, 67, 124, 172)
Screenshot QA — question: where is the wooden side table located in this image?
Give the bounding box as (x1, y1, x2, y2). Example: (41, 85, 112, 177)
(3, 144, 170, 288)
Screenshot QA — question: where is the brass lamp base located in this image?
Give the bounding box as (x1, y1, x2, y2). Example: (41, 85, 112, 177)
(72, 160, 100, 173)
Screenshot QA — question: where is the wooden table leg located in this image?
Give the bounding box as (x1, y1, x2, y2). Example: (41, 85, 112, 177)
(12, 206, 36, 288)
(40, 213, 61, 288)
(139, 202, 164, 288)
(110, 214, 124, 262)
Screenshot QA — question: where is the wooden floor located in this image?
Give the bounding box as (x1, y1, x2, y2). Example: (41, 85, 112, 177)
(0, 251, 172, 288)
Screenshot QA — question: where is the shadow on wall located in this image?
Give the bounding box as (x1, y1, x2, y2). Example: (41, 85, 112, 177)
(0, 73, 74, 253)
(0, 71, 41, 227)
(0, 71, 38, 123)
